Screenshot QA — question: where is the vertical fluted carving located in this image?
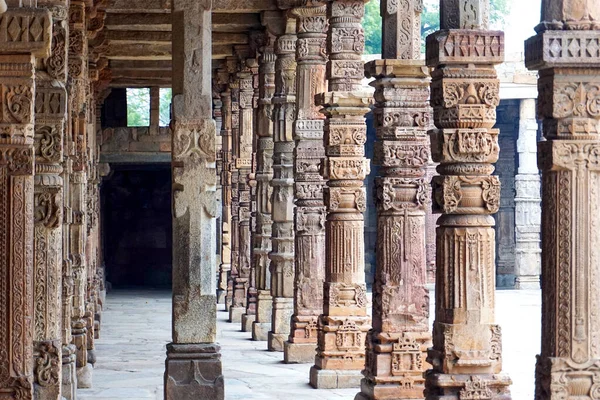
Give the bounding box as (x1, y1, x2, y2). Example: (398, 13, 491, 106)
(425, 1, 511, 398)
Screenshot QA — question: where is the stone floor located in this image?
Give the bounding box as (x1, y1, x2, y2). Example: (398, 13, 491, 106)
(78, 288, 540, 400)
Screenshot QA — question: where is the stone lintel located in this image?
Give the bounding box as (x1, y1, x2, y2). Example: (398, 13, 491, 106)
(364, 59, 429, 80)
(426, 30, 504, 67)
(525, 30, 600, 70)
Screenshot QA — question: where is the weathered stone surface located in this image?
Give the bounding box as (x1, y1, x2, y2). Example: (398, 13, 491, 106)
(424, 2, 512, 398)
(165, 1, 223, 398)
(526, 1, 600, 397)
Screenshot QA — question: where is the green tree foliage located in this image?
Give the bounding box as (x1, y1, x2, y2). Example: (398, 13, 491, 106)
(126, 88, 173, 127)
(362, 0, 512, 55)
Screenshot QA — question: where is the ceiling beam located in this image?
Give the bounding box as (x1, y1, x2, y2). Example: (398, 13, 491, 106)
(107, 0, 277, 13)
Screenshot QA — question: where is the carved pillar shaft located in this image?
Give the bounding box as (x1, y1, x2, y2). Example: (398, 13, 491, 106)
(284, 3, 328, 364)
(525, 1, 600, 397)
(359, 0, 432, 397)
(424, 2, 511, 398)
(165, 1, 224, 399)
(242, 59, 260, 332)
(252, 40, 276, 342)
(268, 20, 297, 352)
(33, 6, 68, 399)
(218, 76, 232, 306)
(309, 0, 371, 389)
(230, 65, 254, 324)
(513, 99, 541, 290)
(226, 63, 240, 312)
(0, 7, 51, 400)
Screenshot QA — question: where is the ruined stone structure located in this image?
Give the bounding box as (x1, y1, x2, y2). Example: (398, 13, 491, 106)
(3, 0, 600, 399)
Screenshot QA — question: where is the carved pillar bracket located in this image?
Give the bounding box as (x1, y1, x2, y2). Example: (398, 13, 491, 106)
(525, 1, 600, 397)
(252, 38, 277, 342)
(309, 0, 371, 389)
(268, 20, 297, 353)
(283, 2, 328, 364)
(359, 7, 434, 395)
(0, 7, 52, 400)
(424, 3, 512, 398)
(164, 1, 224, 399)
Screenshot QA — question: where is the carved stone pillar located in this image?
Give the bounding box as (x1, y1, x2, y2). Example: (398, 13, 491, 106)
(268, 20, 297, 352)
(0, 7, 51, 400)
(226, 59, 240, 314)
(242, 58, 260, 332)
(252, 38, 276, 341)
(218, 70, 232, 306)
(358, 0, 432, 398)
(33, 6, 69, 398)
(309, 0, 371, 389)
(524, 1, 600, 397)
(68, 0, 92, 389)
(164, 1, 224, 398)
(513, 99, 541, 290)
(230, 62, 254, 324)
(425, 160, 437, 285)
(424, 2, 512, 398)
(284, 3, 327, 364)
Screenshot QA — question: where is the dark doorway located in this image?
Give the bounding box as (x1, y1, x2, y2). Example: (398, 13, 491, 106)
(101, 164, 172, 288)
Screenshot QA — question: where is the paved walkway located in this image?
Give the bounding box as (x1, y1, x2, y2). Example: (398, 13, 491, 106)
(78, 289, 540, 400)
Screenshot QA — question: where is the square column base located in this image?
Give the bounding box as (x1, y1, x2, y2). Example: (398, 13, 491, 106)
(252, 322, 271, 341)
(515, 275, 540, 290)
(268, 332, 286, 352)
(62, 345, 77, 400)
(217, 290, 226, 305)
(241, 314, 255, 332)
(229, 306, 244, 323)
(164, 343, 224, 400)
(76, 364, 93, 389)
(284, 341, 316, 364)
(425, 373, 511, 400)
(356, 378, 424, 400)
(309, 367, 363, 389)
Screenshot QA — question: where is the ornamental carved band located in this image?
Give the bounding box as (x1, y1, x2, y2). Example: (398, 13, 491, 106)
(425, 5, 511, 398)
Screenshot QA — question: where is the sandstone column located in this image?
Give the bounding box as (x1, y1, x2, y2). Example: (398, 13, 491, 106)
(68, 0, 92, 388)
(226, 60, 240, 312)
(269, 18, 297, 352)
(252, 37, 276, 341)
(164, 1, 224, 398)
(218, 69, 232, 306)
(524, 1, 600, 397)
(33, 5, 69, 398)
(230, 60, 254, 324)
(284, 2, 328, 364)
(242, 57, 260, 332)
(309, 0, 371, 389)
(0, 6, 51, 400)
(358, 0, 432, 397)
(514, 98, 541, 289)
(424, 1, 512, 398)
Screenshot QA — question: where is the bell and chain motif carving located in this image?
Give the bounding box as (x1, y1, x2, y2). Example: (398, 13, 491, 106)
(526, 1, 600, 398)
(309, 0, 371, 389)
(424, 1, 512, 398)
